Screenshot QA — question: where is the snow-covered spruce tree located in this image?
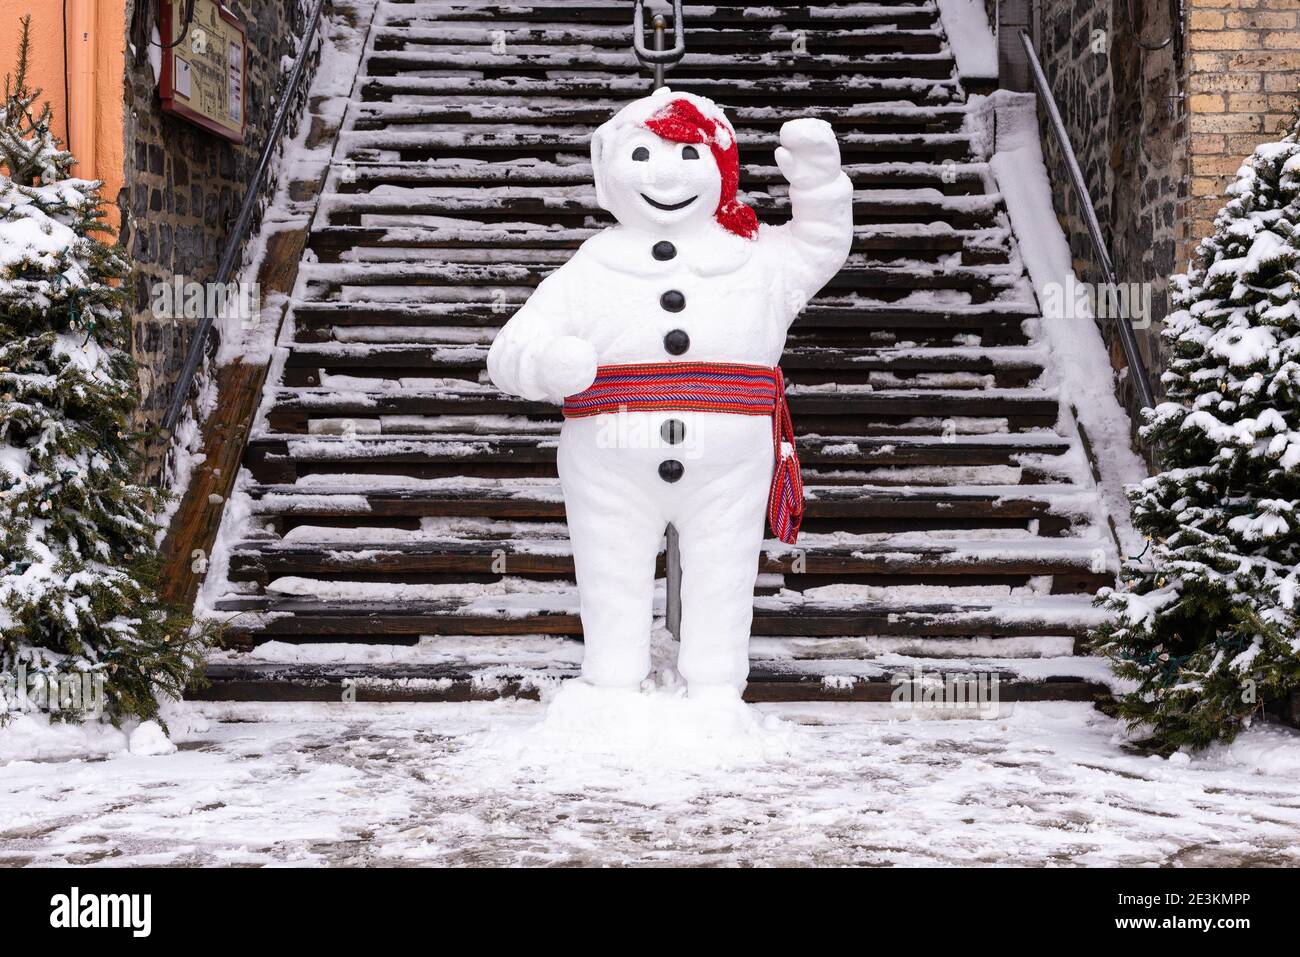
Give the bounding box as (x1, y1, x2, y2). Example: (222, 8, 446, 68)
(0, 17, 204, 724)
(1090, 109, 1300, 752)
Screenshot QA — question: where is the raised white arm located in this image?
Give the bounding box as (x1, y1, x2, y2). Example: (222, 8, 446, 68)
(487, 267, 597, 402)
(769, 117, 854, 317)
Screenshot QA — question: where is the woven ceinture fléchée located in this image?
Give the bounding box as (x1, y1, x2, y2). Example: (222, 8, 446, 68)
(562, 361, 804, 543)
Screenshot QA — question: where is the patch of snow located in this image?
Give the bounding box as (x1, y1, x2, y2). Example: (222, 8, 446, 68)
(968, 90, 1149, 554)
(937, 0, 999, 81)
(128, 720, 177, 756)
(2, 700, 1298, 865)
(0, 714, 131, 764)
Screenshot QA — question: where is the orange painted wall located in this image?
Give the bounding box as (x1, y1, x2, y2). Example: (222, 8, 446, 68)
(0, 0, 126, 236)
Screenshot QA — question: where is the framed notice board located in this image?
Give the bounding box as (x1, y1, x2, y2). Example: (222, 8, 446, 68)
(158, 0, 248, 143)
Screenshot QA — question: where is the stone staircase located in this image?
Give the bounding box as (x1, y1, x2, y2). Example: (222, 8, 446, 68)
(195, 0, 1122, 703)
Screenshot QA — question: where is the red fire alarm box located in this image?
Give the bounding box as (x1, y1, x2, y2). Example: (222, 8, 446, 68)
(158, 0, 247, 143)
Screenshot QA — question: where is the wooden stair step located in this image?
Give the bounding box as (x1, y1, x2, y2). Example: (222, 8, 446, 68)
(281, 343, 1043, 376)
(244, 481, 1092, 524)
(244, 432, 1074, 483)
(211, 594, 1102, 643)
(262, 387, 1060, 431)
(323, 160, 990, 193)
(339, 128, 975, 157)
(227, 537, 1113, 589)
(286, 299, 1039, 334)
(360, 74, 961, 104)
(352, 99, 961, 129)
(374, 26, 943, 55)
(304, 228, 1009, 265)
(317, 193, 1001, 229)
(190, 661, 1108, 703)
(378, 2, 941, 30)
(298, 264, 1018, 297)
(360, 50, 957, 79)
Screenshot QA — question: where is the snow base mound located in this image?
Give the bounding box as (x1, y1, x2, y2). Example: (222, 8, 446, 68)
(468, 679, 800, 772)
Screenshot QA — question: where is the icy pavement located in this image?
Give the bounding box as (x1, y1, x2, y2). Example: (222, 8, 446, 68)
(1, 696, 1299, 867)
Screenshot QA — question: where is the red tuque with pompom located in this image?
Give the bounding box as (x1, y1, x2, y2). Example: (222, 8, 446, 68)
(643, 98, 759, 240)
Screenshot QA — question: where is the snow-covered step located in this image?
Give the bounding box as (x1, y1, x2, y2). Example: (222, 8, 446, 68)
(210, 594, 1104, 647)
(361, 74, 962, 104)
(378, 2, 941, 30)
(244, 481, 1095, 530)
(323, 160, 992, 192)
(286, 299, 1040, 346)
(339, 128, 977, 162)
(227, 534, 1114, 589)
(292, 291, 1030, 323)
(295, 265, 1021, 302)
(373, 25, 943, 54)
(279, 343, 1046, 386)
(191, 658, 1108, 704)
(317, 189, 1003, 224)
(260, 386, 1061, 434)
(243, 432, 1076, 484)
(352, 99, 962, 130)
(306, 227, 1011, 268)
(360, 49, 958, 79)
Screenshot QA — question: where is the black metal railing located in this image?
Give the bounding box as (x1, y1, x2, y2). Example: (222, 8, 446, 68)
(633, 0, 686, 89)
(1019, 30, 1156, 411)
(631, 0, 688, 635)
(161, 0, 328, 432)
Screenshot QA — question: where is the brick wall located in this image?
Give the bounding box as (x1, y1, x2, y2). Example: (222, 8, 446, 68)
(1185, 0, 1300, 263)
(120, 0, 321, 477)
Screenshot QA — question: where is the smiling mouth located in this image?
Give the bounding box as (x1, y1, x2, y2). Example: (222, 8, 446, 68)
(640, 193, 698, 211)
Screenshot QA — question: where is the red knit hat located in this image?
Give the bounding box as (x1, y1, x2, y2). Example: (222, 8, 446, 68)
(643, 97, 758, 240)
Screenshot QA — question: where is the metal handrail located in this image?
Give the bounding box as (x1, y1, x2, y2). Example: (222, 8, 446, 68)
(630, 0, 688, 636)
(633, 0, 685, 88)
(161, 0, 328, 432)
(1019, 30, 1156, 412)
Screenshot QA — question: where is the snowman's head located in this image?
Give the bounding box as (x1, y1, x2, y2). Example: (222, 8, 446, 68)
(591, 89, 757, 239)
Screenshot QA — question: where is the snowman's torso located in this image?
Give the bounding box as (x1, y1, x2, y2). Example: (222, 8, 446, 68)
(561, 224, 794, 367)
(550, 223, 796, 493)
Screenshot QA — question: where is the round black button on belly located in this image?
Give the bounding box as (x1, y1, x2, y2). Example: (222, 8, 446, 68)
(652, 241, 677, 261)
(663, 329, 690, 356)
(660, 419, 686, 445)
(660, 290, 685, 313)
(658, 459, 685, 483)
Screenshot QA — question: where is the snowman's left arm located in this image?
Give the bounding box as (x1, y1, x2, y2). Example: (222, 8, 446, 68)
(764, 118, 855, 324)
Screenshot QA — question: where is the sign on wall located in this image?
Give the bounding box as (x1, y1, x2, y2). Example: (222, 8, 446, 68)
(158, 0, 248, 143)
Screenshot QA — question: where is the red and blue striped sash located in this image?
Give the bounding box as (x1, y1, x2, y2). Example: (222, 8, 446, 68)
(562, 361, 804, 544)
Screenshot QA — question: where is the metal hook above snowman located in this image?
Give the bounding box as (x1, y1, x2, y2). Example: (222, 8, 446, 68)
(488, 88, 854, 702)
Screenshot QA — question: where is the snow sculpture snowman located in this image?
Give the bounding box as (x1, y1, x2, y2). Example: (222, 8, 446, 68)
(488, 88, 853, 700)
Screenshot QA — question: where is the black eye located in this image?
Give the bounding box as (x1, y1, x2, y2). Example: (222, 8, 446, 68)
(632, 146, 650, 161)
(681, 145, 700, 160)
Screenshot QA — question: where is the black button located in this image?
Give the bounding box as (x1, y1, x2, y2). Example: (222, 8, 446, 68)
(660, 290, 685, 312)
(663, 329, 690, 355)
(660, 419, 686, 445)
(652, 241, 677, 261)
(658, 459, 684, 483)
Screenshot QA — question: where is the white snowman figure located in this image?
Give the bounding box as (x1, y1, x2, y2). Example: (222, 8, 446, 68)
(488, 88, 853, 701)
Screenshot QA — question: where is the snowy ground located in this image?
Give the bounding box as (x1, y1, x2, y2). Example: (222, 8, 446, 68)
(2, 694, 1299, 867)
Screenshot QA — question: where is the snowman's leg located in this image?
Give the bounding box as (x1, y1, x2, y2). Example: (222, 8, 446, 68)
(674, 479, 769, 695)
(560, 438, 665, 689)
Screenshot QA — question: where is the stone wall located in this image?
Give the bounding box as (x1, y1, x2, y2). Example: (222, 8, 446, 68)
(1020, 0, 1300, 426)
(120, 0, 321, 477)
(1027, 0, 1184, 425)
